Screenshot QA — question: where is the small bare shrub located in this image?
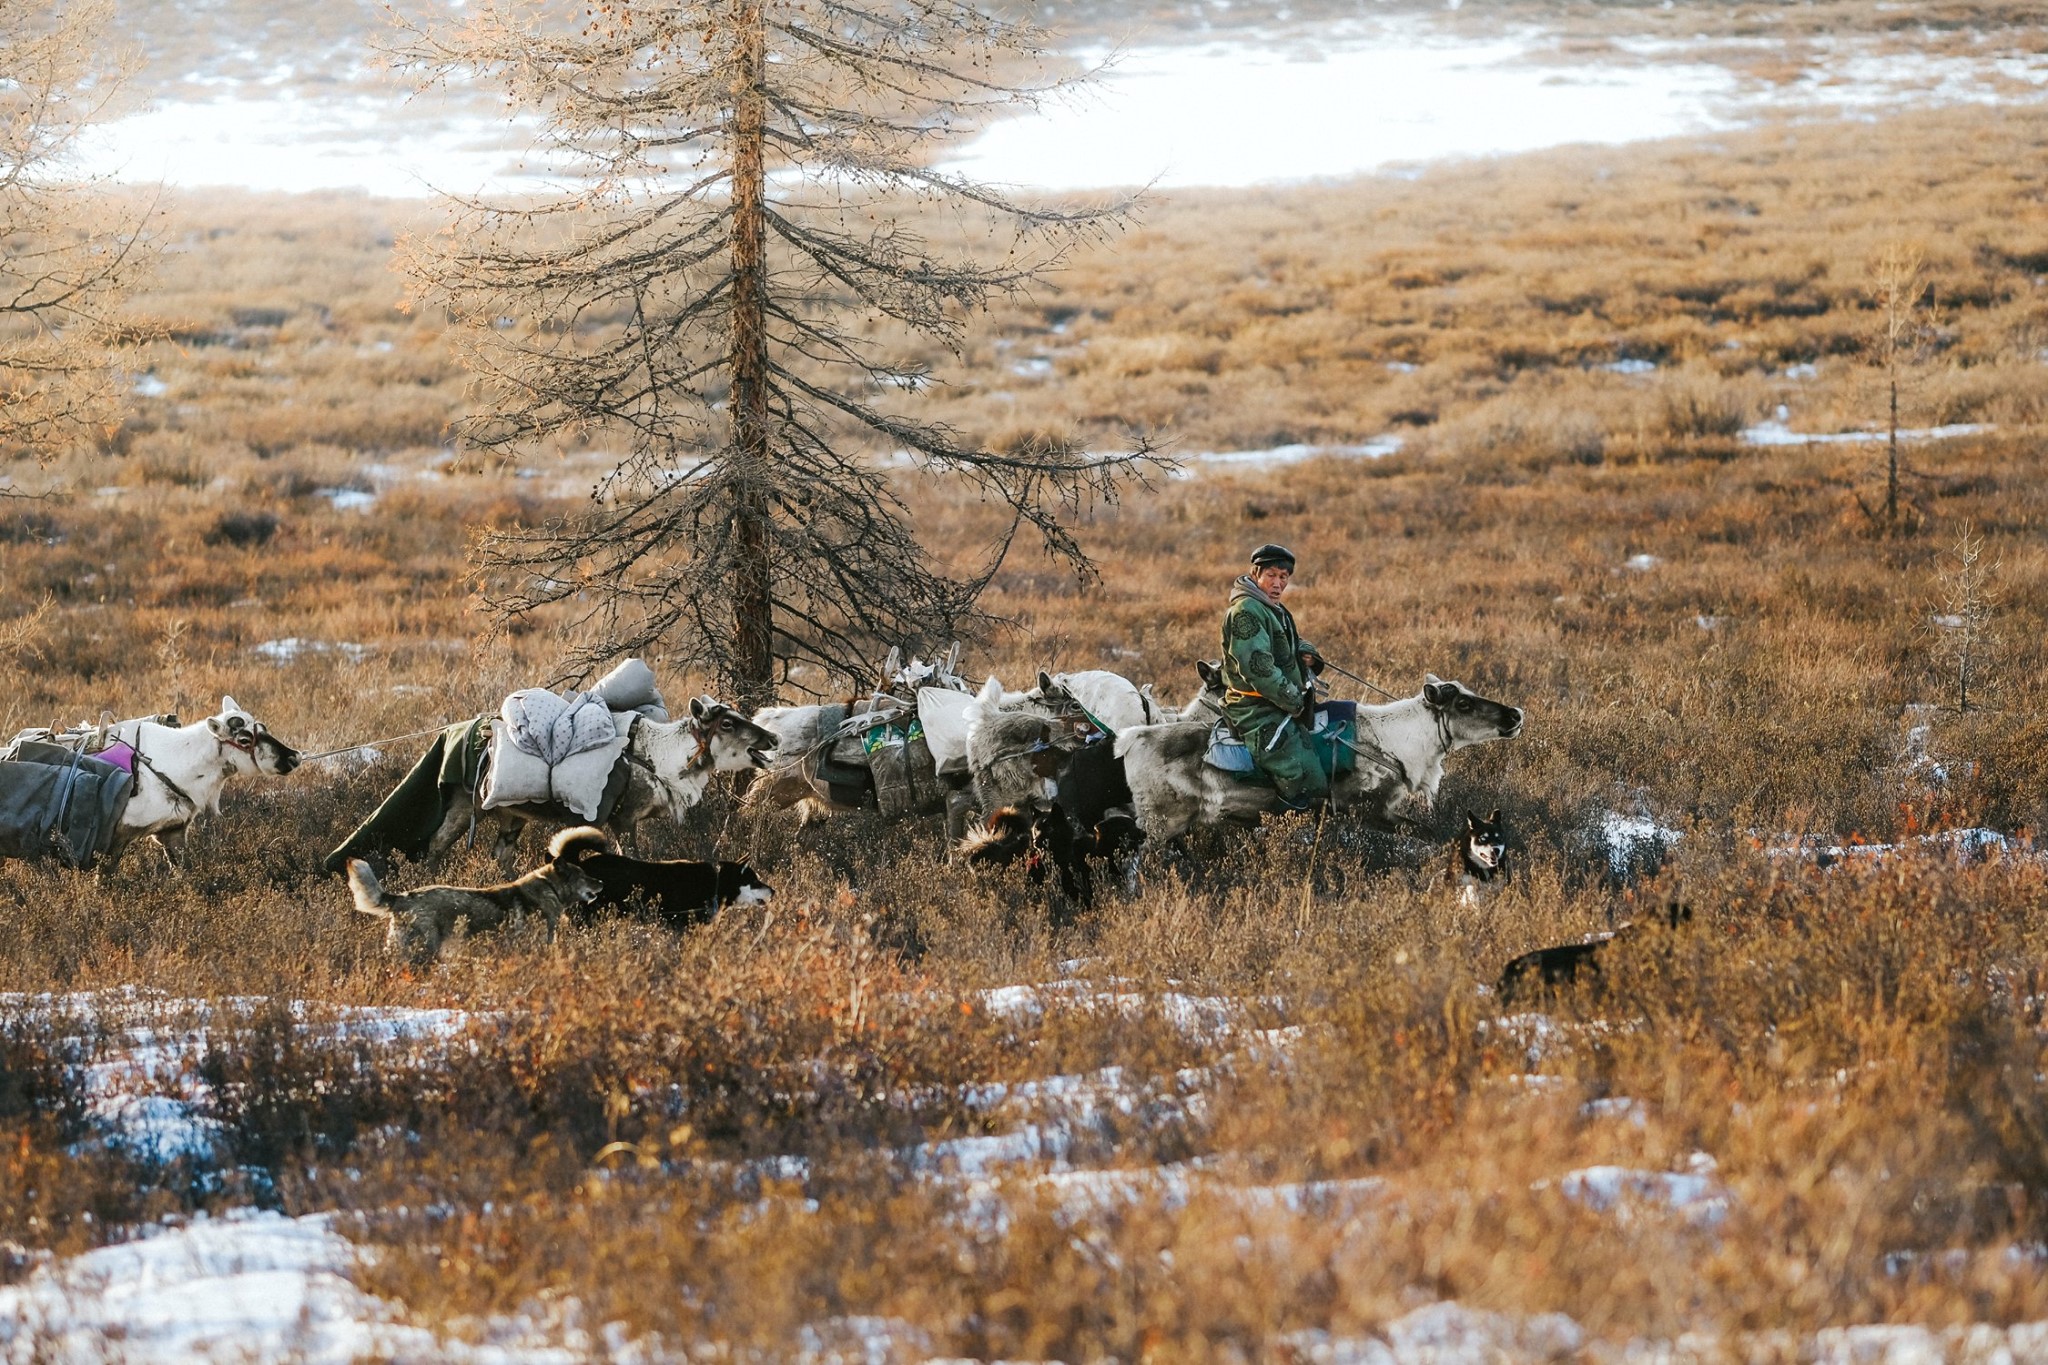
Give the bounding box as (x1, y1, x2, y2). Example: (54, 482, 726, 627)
(1932, 523, 2000, 711)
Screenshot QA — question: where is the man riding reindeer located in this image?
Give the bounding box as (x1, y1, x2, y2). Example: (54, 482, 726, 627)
(1221, 543, 1330, 811)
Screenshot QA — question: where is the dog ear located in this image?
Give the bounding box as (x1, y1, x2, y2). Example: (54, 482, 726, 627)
(1489, 808, 1501, 824)
(1466, 811, 1481, 829)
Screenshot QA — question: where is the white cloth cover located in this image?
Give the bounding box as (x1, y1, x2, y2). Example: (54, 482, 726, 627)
(587, 658, 667, 721)
(500, 688, 617, 767)
(917, 687, 976, 775)
(1051, 670, 1151, 734)
(481, 710, 635, 820)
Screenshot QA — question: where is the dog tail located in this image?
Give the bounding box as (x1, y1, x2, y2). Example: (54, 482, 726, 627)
(958, 806, 1033, 866)
(346, 859, 392, 919)
(549, 825, 614, 862)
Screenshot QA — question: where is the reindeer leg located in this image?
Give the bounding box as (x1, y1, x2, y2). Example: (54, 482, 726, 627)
(490, 816, 525, 874)
(425, 794, 476, 866)
(943, 786, 977, 842)
(154, 825, 189, 877)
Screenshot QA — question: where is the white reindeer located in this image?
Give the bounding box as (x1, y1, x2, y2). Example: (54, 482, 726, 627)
(1113, 674, 1524, 844)
(107, 696, 302, 862)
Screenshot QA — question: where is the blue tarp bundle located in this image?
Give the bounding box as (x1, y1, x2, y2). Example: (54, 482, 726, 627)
(0, 741, 133, 868)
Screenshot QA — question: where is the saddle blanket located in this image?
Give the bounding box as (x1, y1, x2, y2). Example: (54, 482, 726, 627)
(1206, 702, 1363, 785)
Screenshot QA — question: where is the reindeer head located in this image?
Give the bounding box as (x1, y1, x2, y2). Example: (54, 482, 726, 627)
(688, 695, 779, 771)
(207, 695, 302, 775)
(1421, 674, 1524, 748)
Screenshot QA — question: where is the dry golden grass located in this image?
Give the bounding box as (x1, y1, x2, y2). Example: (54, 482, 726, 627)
(7, 63, 2048, 1361)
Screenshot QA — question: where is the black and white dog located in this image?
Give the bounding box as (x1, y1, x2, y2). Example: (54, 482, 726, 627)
(548, 827, 774, 931)
(1447, 808, 1511, 904)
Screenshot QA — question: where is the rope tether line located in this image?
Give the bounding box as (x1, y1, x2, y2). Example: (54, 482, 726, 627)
(297, 724, 459, 763)
(1314, 657, 1399, 702)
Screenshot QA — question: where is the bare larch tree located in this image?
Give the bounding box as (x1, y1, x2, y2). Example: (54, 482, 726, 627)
(1856, 242, 1933, 534)
(397, 0, 1160, 706)
(0, 0, 151, 466)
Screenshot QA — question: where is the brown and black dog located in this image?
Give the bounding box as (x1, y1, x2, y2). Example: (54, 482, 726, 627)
(1495, 903, 1693, 1004)
(347, 855, 602, 964)
(548, 826, 774, 931)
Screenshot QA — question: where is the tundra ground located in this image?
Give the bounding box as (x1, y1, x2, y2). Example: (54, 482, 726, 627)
(4, 64, 2048, 1364)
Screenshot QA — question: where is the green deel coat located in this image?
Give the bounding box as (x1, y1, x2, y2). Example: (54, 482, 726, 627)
(1220, 577, 1327, 805)
(1220, 576, 1317, 714)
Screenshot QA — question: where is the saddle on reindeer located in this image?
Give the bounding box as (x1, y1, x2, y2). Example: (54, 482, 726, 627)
(323, 659, 740, 874)
(1200, 699, 1370, 788)
(0, 715, 145, 869)
(752, 645, 1132, 825)
(0, 699, 301, 869)
(759, 644, 975, 821)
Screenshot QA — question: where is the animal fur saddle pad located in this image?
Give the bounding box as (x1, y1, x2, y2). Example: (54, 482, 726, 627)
(481, 707, 637, 820)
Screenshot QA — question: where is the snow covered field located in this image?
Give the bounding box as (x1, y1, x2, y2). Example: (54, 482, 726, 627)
(75, 20, 2048, 197)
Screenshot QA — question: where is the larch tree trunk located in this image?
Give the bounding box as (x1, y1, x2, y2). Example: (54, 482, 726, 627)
(727, 0, 775, 709)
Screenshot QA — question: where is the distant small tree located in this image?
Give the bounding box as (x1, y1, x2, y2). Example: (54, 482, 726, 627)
(1854, 242, 1935, 534)
(1933, 523, 1999, 713)
(0, 0, 152, 467)
(396, 0, 1161, 706)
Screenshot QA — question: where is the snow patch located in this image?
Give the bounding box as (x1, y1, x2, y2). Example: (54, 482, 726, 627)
(319, 487, 378, 512)
(1767, 827, 2027, 869)
(1283, 1301, 1584, 1365)
(253, 637, 375, 665)
(1177, 438, 1403, 475)
(0, 1210, 579, 1363)
(1555, 1154, 1730, 1228)
(4, 993, 473, 1164)
(1600, 811, 1682, 879)
(1739, 420, 1993, 447)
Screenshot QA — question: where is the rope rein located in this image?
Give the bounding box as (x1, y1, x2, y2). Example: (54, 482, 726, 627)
(297, 724, 459, 763)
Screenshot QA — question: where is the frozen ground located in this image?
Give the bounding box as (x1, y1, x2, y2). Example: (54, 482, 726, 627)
(9, 979, 2045, 1360)
(73, 19, 2048, 197)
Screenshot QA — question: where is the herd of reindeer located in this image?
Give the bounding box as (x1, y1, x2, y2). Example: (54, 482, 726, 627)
(5, 650, 1556, 975)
